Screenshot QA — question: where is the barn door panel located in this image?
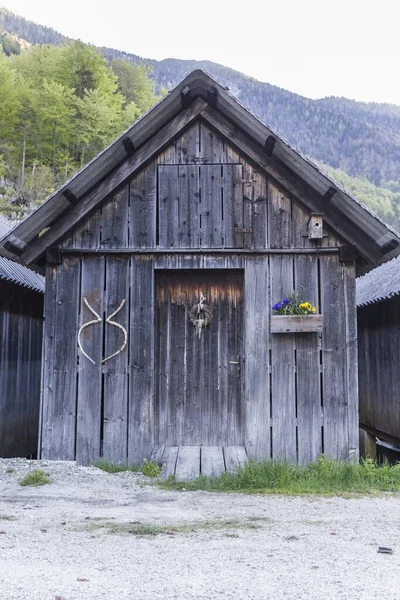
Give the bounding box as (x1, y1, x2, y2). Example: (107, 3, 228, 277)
(156, 270, 244, 446)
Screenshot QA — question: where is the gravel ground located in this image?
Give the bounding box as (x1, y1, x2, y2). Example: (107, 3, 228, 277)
(0, 458, 399, 600)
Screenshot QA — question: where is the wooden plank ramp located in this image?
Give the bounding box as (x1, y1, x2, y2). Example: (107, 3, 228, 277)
(151, 446, 247, 480)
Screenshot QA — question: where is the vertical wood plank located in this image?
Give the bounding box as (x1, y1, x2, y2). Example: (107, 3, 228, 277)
(130, 162, 157, 248)
(344, 262, 359, 461)
(176, 122, 200, 163)
(41, 258, 80, 460)
(268, 182, 292, 248)
(76, 256, 104, 465)
(222, 164, 243, 248)
(244, 256, 270, 459)
(320, 255, 348, 459)
(128, 257, 154, 464)
(102, 256, 130, 463)
(158, 165, 179, 248)
(294, 256, 322, 464)
(73, 209, 102, 249)
(178, 165, 200, 247)
(270, 255, 297, 462)
(200, 122, 224, 163)
(101, 185, 129, 248)
(200, 165, 222, 247)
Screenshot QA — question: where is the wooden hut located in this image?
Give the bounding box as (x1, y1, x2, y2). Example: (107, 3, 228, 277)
(0, 217, 44, 458)
(357, 256, 400, 457)
(1, 71, 399, 473)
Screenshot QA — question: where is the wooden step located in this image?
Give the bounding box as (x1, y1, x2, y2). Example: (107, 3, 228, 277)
(150, 445, 247, 481)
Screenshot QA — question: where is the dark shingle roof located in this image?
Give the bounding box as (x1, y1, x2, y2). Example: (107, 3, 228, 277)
(357, 255, 400, 307)
(0, 217, 44, 293)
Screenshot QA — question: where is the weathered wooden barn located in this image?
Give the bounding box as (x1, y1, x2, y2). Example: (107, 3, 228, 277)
(1, 71, 399, 473)
(357, 256, 400, 457)
(0, 217, 44, 458)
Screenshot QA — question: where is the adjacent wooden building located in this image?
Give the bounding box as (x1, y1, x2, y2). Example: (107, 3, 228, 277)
(0, 217, 44, 458)
(1, 71, 399, 470)
(357, 256, 400, 453)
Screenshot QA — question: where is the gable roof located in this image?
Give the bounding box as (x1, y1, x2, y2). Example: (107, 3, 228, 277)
(0, 69, 399, 270)
(357, 255, 400, 307)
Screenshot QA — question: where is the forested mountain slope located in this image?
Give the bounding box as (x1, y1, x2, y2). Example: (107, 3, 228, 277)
(1, 7, 400, 229)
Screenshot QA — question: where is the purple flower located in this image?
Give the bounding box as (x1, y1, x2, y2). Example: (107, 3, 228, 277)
(283, 298, 290, 305)
(273, 302, 282, 311)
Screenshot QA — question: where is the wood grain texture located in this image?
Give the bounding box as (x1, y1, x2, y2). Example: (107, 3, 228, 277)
(0, 282, 43, 458)
(358, 298, 400, 441)
(175, 445, 200, 481)
(201, 446, 225, 477)
(41, 258, 80, 460)
(343, 262, 359, 461)
(244, 256, 270, 460)
(320, 255, 348, 460)
(294, 256, 322, 464)
(224, 446, 248, 472)
(102, 256, 130, 463)
(270, 255, 297, 462)
(128, 257, 155, 463)
(156, 270, 244, 447)
(76, 256, 104, 465)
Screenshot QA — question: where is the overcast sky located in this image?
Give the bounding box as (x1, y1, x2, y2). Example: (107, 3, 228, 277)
(3, 0, 399, 105)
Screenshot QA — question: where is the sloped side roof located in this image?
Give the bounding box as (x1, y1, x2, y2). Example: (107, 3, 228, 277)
(357, 255, 400, 307)
(0, 69, 399, 270)
(0, 217, 44, 293)
(0, 255, 45, 292)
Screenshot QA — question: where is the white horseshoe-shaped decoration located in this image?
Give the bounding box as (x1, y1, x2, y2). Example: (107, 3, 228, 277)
(101, 299, 128, 364)
(77, 297, 128, 365)
(77, 298, 102, 365)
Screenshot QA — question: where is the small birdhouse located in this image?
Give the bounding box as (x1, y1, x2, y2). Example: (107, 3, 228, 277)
(307, 213, 324, 239)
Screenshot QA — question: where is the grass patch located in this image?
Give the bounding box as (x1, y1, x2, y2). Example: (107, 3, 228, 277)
(142, 459, 161, 478)
(93, 459, 160, 477)
(19, 469, 50, 487)
(6, 468, 15, 474)
(81, 518, 264, 536)
(92, 460, 140, 474)
(159, 457, 400, 495)
(0, 515, 16, 521)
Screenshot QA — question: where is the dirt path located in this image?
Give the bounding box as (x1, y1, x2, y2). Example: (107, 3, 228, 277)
(0, 458, 399, 600)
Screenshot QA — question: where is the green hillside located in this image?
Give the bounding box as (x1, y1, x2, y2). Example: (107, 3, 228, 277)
(1, 6, 399, 230)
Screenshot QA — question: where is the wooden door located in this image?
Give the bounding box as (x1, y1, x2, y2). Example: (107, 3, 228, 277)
(156, 270, 244, 446)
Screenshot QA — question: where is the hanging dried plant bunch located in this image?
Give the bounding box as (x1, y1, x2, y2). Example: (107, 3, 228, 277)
(189, 292, 213, 338)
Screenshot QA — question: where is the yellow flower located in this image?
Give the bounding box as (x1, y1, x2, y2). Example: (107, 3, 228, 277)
(311, 306, 316, 313)
(299, 302, 307, 309)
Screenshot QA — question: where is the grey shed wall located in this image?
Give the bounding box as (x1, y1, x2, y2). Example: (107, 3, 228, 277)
(0, 279, 44, 457)
(40, 121, 359, 465)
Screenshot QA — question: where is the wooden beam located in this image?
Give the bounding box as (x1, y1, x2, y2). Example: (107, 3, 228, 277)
(122, 137, 135, 157)
(200, 107, 381, 266)
(63, 189, 79, 206)
(61, 247, 340, 256)
(21, 97, 207, 265)
(264, 135, 276, 157)
(322, 186, 336, 204)
(180, 86, 192, 108)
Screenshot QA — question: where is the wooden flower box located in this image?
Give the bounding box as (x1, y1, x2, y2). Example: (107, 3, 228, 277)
(271, 315, 323, 333)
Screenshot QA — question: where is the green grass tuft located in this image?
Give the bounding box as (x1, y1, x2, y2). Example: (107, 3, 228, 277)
(142, 459, 161, 478)
(0, 515, 16, 520)
(92, 460, 140, 474)
(19, 469, 50, 487)
(159, 457, 400, 495)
